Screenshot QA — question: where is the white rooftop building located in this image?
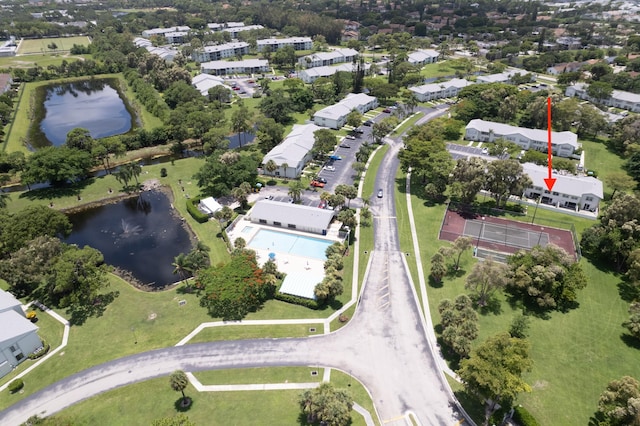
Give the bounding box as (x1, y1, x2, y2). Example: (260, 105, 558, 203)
(521, 162, 603, 212)
(298, 48, 359, 69)
(565, 83, 640, 113)
(201, 59, 269, 76)
(191, 42, 250, 63)
(142, 26, 190, 39)
(476, 70, 531, 84)
(192, 73, 230, 96)
(249, 200, 335, 235)
(299, 62, 371, 84)
(465, 119, 579, 158)
(409, 78, 474, 102)
(407, 49, 440, 65)
(257, 37, 313, 52)
(262, 123, 323, 178)
(313, 93, 379, 129)
(223, 24, 265, 38)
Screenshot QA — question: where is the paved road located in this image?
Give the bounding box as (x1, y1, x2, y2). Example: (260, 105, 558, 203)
(0, 112, 462, 426)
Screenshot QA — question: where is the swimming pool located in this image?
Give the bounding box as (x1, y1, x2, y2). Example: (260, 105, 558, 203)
(247, 229, 334, 260)
(241, 226, 254, 234)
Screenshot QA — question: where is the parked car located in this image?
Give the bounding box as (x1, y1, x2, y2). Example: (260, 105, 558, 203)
(383, 108, 391, 113)
(363, 120, 374, 126)
(345, 135, 356, 140)
(481, 147, 489, 155)
(377, 189, 383, 198)
(318, 200, 327, 209)
(329, 155, 342, 160)
(354, 128, 364, 134)
(340, 144, 351, 148)
(310, 180, 325, 188)
(317, 177, 327, 184)
(324, 165, 336, 171)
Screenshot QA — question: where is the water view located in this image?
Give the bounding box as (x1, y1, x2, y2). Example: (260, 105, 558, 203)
(65, 190, 194, 288)
(32, 79, 135, 148)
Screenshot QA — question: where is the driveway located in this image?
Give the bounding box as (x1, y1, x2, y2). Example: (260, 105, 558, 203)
(0, 110, 464, 426)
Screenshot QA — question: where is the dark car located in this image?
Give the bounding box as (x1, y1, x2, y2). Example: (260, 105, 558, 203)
(317, 177, 327, 184)
(383, 108, 391, 113)
(354, 128, 365, 134)
(340, 144, 351, 148)
(363, 120, 374, 126)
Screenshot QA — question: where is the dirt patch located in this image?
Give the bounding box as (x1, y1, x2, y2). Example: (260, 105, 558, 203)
(148, 312, 157, 321)
(532, 380, 548, 390)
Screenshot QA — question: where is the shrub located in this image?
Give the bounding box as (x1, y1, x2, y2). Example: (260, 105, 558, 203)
(275, 292, 322, 309)
(160, 167, 167, 177)
(28, 342, 50, 360)
(186, 198, 209, 223)
(513, 406, 540, 426)
(8, 379, 24, 394)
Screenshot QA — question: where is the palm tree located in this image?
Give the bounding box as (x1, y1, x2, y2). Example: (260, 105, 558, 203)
(264, 159, 278, 176)
(121, 162, 142, 188)
(172, 253, 192, 284)
(169, 370, 190, 406)
(281, 163, 289, 179)
(288, 180, 305, 203)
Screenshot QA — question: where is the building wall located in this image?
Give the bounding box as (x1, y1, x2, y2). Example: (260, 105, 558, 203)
(524, 187, 600, 212)
(249, 217, 326, 235)
(0, 332, 42, 378)
(313, 115, 342, 129)
(464, 128, 576, 158)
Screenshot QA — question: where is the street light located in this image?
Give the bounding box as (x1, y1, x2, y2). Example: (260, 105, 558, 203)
(537, 227, 545, 247)
(474, 216, 485, 256)
(131, 327, 137, 345)
(531, 196, 541, 224)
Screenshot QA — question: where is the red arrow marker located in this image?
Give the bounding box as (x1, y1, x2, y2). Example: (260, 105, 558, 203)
(544, 97, 556, 191)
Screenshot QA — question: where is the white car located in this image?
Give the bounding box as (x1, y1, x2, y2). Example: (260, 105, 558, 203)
(324, 165, 336, 171)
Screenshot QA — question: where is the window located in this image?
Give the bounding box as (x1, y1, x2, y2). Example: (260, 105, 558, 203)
(586, 196, 593, 201)
(288, 224, 296, 229)
(15, 353, 23, 361)
(259, 219, 267, 224)
(9, 346, 16, 352)
(273, 221, 281, 227)
(552, 192, 559, 196)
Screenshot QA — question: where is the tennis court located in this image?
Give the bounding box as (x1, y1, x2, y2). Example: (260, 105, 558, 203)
(439, 207, 578, 262)
(462, 219, 549, 250)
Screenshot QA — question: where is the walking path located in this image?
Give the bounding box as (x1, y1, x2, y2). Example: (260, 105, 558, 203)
(0, 107, 472, 426)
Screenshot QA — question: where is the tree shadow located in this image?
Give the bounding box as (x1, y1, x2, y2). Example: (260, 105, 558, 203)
(174, 396, 193, 412)
(18, 178, 95, 201)
(620, 333, 640, 350)
(477, 296, 502, 316)
(618, 279, 640, 303)
(67, 290, 120, 326)
(452, 389, 485, 425)
(428, 275, 444, 288)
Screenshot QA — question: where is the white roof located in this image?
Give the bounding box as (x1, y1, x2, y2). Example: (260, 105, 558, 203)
(201, 59, 269, 71)
(250, 200, 335, 230)
(200, 197, 222, 214)
(192, 73, 229, 95)
(407, 49, 439, 63)
(466, 119, 579, 149)
(477, 70, 524, 83)
(302, 48, 358, 62)
(612, 89, 640, 103)
(257, 37, 312, 46)
(409, 78, 473, 94)
(301, 63, 357, 79)
(263, 123, 322, 166)
(223, 24, 264, 33)
(0, 310, 38, 346)
(314, 93, 377, 121)
(279, 271, 323, 299)
(522, 162, 604, 199)
(133, 37, 152, 48)
(201, 42, 249, 53)
(0, 289, 21, 313)
(165, 31, 189, 37)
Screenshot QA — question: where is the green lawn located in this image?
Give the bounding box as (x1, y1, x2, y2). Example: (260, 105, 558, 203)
(193, 367, 323, 385)
(0, 53, 92, 69)
(580, 139, 627, 199)
(186, 324, 322, 344)
(419, 60, 471, 79)
(41, 369, 377, 426)
(361, 144, 389, 200)
(17, 37, 91, 55)
(391, 112, 424, 137)
(395, 171, 640, 425)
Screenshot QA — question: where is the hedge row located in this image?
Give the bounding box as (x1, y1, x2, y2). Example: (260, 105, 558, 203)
(513, 406, 540, 426)
(8, 379, 23, 393)
(275, 292, 322, 310)
(186, 198, 209, 223)
(28, 341, 50, 360)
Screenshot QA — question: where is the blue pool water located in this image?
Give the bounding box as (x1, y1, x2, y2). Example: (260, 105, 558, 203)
(248, 229, 333, 260)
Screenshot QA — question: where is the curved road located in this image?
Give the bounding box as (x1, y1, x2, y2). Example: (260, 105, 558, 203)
(0, 125, 462, 426)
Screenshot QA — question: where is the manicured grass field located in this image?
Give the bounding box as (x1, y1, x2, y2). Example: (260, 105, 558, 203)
(394, 172, 640, 425)
(17, 36, 91, 55)
(361, 144, 389, 200)
(581, 138, 627, 198)
(0, 53, 91, 69)
(420, 60, 473, 79)
(41, 369, 376, 425)
(193, 367, 323, 385)
(391, 112, 424, 137)
(186, 324, 322, 344)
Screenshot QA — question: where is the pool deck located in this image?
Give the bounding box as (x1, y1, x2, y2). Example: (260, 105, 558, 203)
(227, 217, 344, 292)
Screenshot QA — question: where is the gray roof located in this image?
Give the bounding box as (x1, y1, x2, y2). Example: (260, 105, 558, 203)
(257, 37, 312, 46)
(263, 123, 322, 166)
(567, 83, 640, 104)
(0, 310, 38, 346)
(0, 289, 21, 313)
(476, 70, 525, 83)
(466, 119, 579, 149)
(314, 93, 377, 121)
(301, 48, 358, 62)
(250, 200, 335, 230)
(409, 78, 473, 94)
(300, 63, 358, 79)
(201, 42, 249, 53)
(192, 73, 229, 95)
(407, 49, 439, 63)
(522, 162, 604, 199)
(279, 271, 323, 300)
(201, 59, 269, 71)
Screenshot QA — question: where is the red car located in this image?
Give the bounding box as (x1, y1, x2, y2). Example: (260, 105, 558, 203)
(318, 200, 327, 209)
(310, 180, 325, 188)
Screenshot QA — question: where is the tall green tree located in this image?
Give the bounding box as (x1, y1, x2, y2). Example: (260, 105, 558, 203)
(299, 383, 353, 426)
(0, 206, 71, 256)
(256, 118, 284, 153)
(65, 128, 93, 152)
(312, 129, 337, 158)
(288, 180, 306, 203)
(169, 370, 190, 405)
(438, 294, 479, 358)
(596, 376, 640, 426)
(465, 257, 508, 307)
(194, 155, 258, 197)
(450, 157, 487, 204)
(458, 333, 533, 411)
(231, 104, 252, 147)
(623, 302, 640, 342)
(22, 147, 93, 187)
(485, 160, 532, 208)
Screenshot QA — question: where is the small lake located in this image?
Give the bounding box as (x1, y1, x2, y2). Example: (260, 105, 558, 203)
(65, 190, 194, 288)
(31, 79, 136, 149)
